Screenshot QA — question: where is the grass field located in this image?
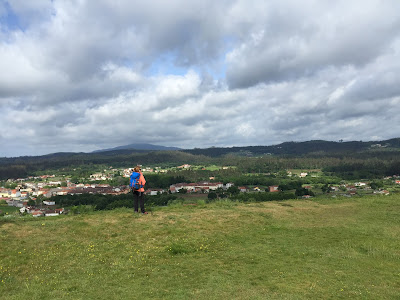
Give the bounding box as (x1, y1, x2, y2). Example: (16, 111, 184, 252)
(0, 206, 19, 214)
(1, 195, 399, 299)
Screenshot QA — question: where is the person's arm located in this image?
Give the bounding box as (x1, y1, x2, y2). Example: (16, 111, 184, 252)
(140, 173, 146, 186)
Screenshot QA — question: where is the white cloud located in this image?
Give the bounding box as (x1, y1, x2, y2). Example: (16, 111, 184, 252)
(1, 0, 400, 157)
(155, 70, 201, 100)
(226, 0, 400, 88)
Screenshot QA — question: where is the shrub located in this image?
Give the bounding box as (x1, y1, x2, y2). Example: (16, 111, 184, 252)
(207, 192, 218, 202)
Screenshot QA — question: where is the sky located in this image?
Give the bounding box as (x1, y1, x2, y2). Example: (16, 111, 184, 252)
(1, 0, 400, 157)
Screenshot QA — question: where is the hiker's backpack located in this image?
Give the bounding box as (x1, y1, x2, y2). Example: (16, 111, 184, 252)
(130, 172, 143, 190)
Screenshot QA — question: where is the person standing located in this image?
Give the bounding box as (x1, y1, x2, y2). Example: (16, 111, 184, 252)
(130, 166, 147, 214)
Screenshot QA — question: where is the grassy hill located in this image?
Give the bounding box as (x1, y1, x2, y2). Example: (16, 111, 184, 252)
(1, 195, 400, 299)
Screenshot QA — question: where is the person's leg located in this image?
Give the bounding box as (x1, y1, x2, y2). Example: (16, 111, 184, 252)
(139, 192, 145, 213)
(132, 190, 139, 212)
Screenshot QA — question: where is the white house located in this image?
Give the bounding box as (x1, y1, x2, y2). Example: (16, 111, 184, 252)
(32, 211, 44, 217)
(11, 190, 21, 198)
(45, 210, 59, 217)
(239, 186, 248, 192)
(0, 189, 10, 198)
(146, 189, 165, 196)
(225, 182, 234, 189)
(169, 182, 224, 193)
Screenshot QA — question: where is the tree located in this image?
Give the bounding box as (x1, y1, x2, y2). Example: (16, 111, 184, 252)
(70, 176, 80, 184)
(36, 195, 44, 207)
(295, 188, 314, 197)
(27, 199, 36, 206)
(227, 186, 240, 196)
(207, 192, 217, 201)
(370, 181, 383, 190)
(321, 184, 332, 193)
(215, 187, 224, 194)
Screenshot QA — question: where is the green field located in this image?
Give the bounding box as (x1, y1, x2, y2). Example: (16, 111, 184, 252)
(1, 195, 399, 299)
(0, 206, 19, 214)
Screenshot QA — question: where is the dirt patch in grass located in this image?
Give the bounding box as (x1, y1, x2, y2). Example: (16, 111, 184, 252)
(285, 202, 359, 228)
(0, 222, 16, 231)
(236, 200, 360, 228)
(0, 222, 42, 239)
(12, 227, 42, 238)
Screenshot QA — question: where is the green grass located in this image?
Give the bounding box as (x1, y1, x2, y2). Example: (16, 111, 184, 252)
(0, 206, 19, 214)
(190, 164, 222, 171)
(1, 195, 399, 299)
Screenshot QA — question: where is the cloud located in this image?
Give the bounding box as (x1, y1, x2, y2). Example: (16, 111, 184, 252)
(1, 0, 400, 157)
(225, 0, 400, 88)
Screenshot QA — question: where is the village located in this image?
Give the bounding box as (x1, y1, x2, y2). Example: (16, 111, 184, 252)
(1, 164, 400, 217)
(0, 164, 223, 216)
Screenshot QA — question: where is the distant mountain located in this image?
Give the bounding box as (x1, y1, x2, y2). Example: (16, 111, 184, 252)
(92, 143, 181, 153)
(183, 138, 400, 157)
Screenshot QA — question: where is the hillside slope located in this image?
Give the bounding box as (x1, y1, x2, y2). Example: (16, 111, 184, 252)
(1, 196, 399, 299)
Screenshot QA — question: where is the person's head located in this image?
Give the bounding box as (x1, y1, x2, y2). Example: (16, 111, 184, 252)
(134, 166, 141, 172)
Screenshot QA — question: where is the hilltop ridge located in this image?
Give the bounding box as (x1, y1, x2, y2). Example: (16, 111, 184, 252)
(3, 138, 399, 160)
(92, 143, 181, 153)
(182, 138, 400, 157)
(1, 196, 400, 299)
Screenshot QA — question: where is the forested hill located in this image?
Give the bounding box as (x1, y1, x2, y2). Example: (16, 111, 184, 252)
(183, 138, 400, 157)
(1, 138, 400, 180)
(0, 150, 211, 180)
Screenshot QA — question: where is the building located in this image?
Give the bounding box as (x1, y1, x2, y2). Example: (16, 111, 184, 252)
(32, 211, 44, 217)
(269, 185, 279, 192)
(0, 189, 10, 198)
(225, 183, 234, 189)
(239, 186, 248, 193)
(145, 189, 166, 196)
(177, 164, 191, 169)
(11, 189, 21, 198)
(45, 210, 60, 217)
(170, 182, 224, 193)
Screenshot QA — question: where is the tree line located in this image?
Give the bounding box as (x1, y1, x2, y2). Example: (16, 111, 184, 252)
(2, 147, 400, 181)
